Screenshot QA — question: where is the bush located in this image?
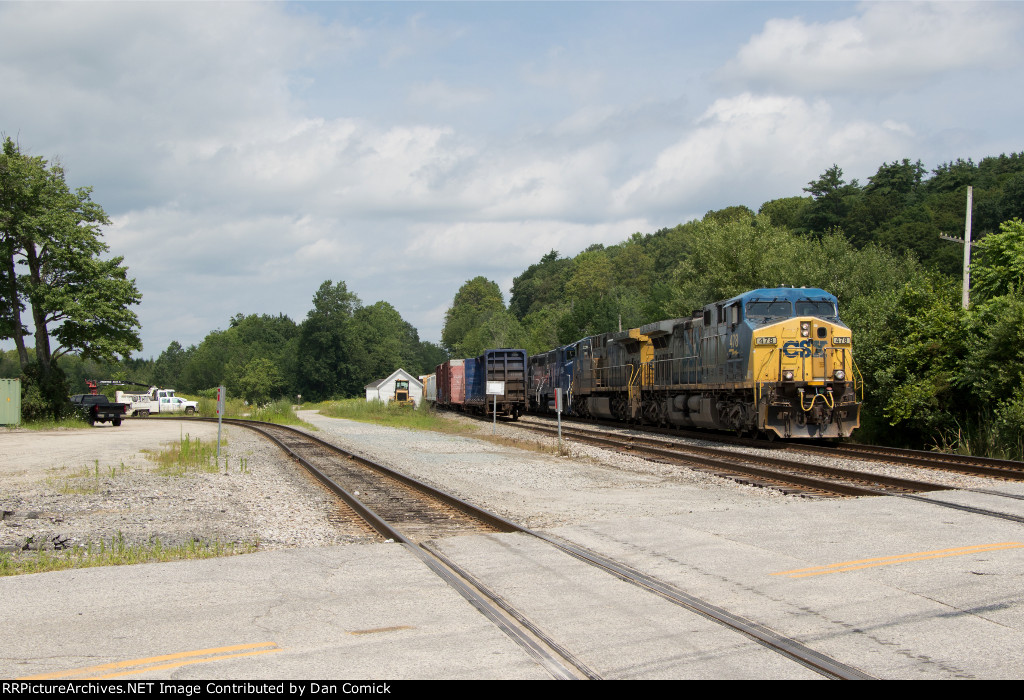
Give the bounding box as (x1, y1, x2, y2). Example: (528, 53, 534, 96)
(20, 363, 71, 422)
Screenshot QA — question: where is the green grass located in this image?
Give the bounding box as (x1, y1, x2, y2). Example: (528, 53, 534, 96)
(0, 532, 259, 577)
(144, 432, 225, 476)
(314, 398, 469, 432)
(196, 396, 316, 430)
(46, 460, 109, 495)
(8, 415, 87, 430)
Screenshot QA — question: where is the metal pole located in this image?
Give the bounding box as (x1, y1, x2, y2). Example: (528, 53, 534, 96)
(962, 186, 973, 310)
(557, 388, 562, 452)
(493, 394, 497, 434)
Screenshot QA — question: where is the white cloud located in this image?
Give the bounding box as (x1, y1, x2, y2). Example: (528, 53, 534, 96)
(613, 93, 914, 213)
(721, 2, 1021, 93)
(405, 218, 652, 271)
(408, 80, 489, 110)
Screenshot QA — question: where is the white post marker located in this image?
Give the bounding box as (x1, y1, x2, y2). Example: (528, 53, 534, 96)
(486, 381, 505, 434)
(216, 385, 226, 468)
(556, 388, 564, 447)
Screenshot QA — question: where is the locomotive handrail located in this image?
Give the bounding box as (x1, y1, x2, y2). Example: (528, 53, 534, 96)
(851, 354, 865, 402)
(647, 355, 702, 388)
(754, 349, 777, 404)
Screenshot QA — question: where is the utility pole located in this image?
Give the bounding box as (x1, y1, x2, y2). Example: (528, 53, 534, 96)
(938, 186, 974, 309)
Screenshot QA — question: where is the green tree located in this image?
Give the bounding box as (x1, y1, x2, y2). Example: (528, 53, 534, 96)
(758, 196, 811, 232)
(801, 164, 861, 234)
(972, 218, 1024, 301)
(236, 357, 285, 405)
(459, 310, 529, 357)
(441, 276, 505, 356)
(565, 248, 614, 301)
(666, 213, 802, 315)
(296, 280, 360, 400)
(349, 301, 419, 390)
(509, 250, 571, 319)
(1, 137, 142, 417)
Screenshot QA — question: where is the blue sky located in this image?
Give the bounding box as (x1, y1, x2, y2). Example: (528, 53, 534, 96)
(2, 1, 1022, 357)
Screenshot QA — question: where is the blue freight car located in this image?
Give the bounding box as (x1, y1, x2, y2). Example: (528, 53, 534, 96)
(465, 348, 527, 419)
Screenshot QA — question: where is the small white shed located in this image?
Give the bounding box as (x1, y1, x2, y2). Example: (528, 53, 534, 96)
(364, 368, 424, 407)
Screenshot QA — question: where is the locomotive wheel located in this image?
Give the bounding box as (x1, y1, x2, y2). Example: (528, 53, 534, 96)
(642, 399, 660, 426)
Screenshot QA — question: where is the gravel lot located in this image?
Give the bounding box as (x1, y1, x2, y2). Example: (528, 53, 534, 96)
(0, 419, 374, 555)
(1, 411, 999, 560)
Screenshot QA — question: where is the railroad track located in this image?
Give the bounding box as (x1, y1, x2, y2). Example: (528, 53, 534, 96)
(511, 414, 1024, 524)
(509, 418, 947, 498)
(517, 413, 1024, 481)
(788, 442, 1024, 481)
(221, 418, 873, 680)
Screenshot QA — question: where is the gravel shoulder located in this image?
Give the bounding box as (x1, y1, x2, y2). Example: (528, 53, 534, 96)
(0, 419, 373, 555)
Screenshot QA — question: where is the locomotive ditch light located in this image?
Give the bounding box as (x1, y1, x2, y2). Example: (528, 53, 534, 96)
(834, 370, 846, 381)
(783, 370, 795, 381)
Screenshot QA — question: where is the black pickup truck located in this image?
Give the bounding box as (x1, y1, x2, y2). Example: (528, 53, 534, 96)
(69, 394, 129, 426)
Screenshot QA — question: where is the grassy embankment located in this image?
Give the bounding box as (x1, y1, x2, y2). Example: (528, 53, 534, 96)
(195, 396, 315, 430)
(0, 433, 257, 577)
(312, 398, 568, 456)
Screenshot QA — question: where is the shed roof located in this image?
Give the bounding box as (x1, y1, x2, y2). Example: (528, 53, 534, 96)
(364, 368, 424, 390)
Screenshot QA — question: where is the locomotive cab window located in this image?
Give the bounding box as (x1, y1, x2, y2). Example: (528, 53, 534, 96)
(794, 300, 837, 319)
(745, 300, 792, 320)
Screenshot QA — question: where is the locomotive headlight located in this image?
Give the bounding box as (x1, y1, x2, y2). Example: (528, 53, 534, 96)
(800, 321, 810, 337)
(834, 370, 846, 381)
(782, 370, 794, 381)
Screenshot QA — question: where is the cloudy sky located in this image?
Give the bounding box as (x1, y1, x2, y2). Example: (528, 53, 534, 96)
(2, 1, 1022, 357)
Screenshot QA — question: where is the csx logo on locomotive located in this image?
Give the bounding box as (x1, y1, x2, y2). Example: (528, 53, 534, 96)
(782, 340, 827, 358)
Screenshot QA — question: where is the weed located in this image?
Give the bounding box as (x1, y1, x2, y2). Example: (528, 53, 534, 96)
(145, 434, 224, 476)
(0, 532, 260, 577)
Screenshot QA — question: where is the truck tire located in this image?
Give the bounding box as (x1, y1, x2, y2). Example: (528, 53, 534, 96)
(113, 417, 122, 427)
(185, 407, 195, 415)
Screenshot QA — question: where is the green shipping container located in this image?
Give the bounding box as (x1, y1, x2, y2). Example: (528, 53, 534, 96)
(0, 378, 21, 425)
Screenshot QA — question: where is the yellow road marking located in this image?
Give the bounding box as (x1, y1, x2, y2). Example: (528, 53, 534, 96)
(18, 642, 280, 680)
(772, 542, 1024, 578)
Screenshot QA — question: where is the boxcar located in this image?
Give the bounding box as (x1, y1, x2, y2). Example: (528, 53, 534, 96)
(435, 359, 466, 407)
(465, 348, 527, 418)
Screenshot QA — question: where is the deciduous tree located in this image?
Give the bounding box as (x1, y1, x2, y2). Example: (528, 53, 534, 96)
(1, 137, 141, 416)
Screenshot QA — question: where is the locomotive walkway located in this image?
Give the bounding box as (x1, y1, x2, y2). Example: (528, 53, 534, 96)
(3, 412, 1024, 679)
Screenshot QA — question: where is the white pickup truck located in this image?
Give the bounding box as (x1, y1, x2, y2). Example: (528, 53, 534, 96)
(115, 388, 199, 417)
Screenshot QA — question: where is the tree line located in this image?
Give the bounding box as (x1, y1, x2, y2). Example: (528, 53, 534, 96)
(0, 280, 447, 408)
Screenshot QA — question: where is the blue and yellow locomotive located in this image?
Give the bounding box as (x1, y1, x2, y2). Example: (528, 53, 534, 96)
(527, 287, 861, 439)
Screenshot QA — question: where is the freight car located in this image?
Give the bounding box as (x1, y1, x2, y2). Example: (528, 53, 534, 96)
(435, 359, 466, 408)
(434, 349, 528, 419)
(528, 287, 861, 439)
